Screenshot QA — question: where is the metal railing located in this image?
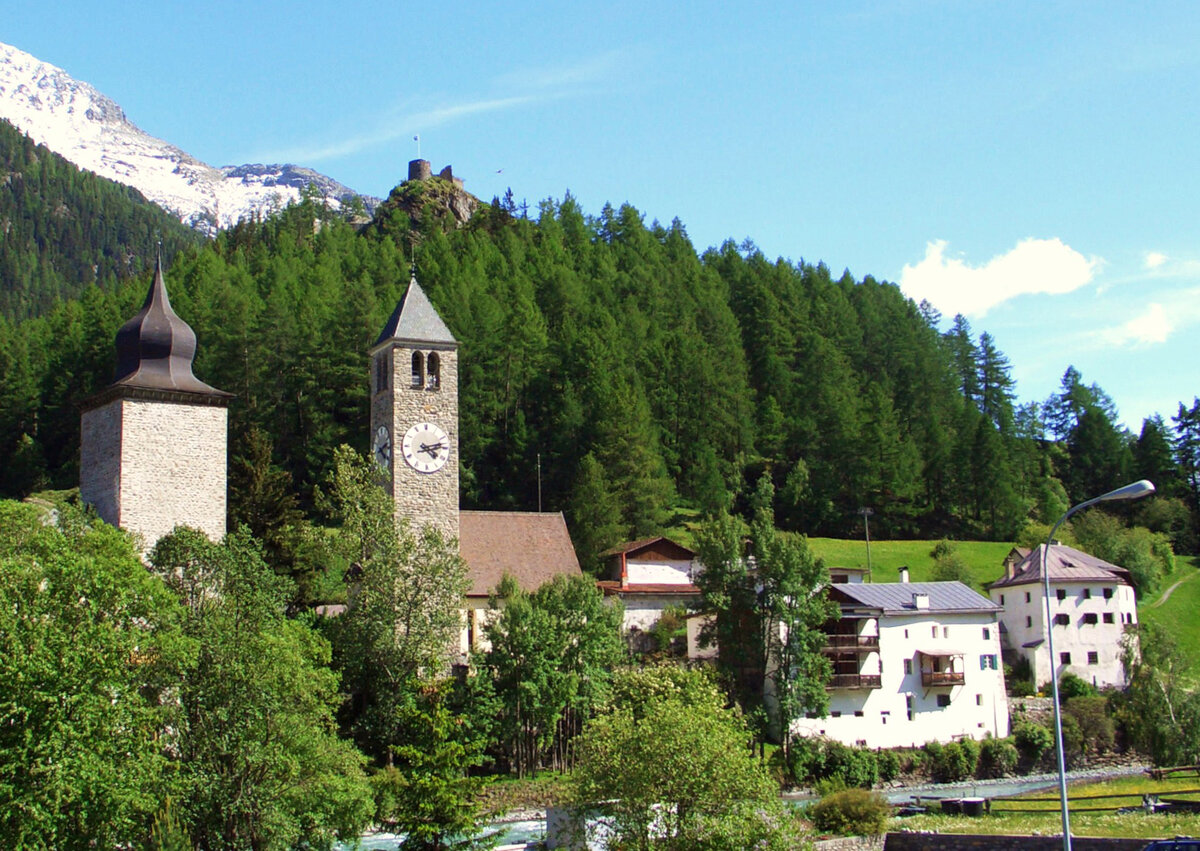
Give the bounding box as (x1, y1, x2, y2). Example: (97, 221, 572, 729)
(827, 673, 883, 689)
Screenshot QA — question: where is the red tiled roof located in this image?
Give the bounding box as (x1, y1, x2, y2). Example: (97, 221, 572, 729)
(600, 536, 696, 560)
(988, 543, 1132, 589)
(459, 510, 582, 597)
(597, 580, 701, 596)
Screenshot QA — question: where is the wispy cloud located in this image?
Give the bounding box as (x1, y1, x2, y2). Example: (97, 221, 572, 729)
(265, 95, 541, 163)
(899, 238, 1100, 318)
(1144, 251, 1168, 270)
(254, 52, 627, 165)
(1097, 285, 1200, 349)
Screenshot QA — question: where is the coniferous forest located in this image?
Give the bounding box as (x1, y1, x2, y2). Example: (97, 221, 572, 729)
(0, 124, 1198, 578)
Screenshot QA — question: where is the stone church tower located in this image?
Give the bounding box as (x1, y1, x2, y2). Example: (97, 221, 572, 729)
(79, 257, 232, 551)
(369, 273, 459, 542)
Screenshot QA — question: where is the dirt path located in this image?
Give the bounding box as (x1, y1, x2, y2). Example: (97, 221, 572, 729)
(1152, 570, 1196, 608)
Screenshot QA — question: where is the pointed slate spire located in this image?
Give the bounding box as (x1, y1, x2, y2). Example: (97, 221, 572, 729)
(372, 270, 457, 350)
(110, 255, 230, 396)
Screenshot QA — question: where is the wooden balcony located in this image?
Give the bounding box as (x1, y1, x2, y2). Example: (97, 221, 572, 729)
(827, 673, 882, 690)
(922, 670, 965, 687)
(823, 634, 880, 652)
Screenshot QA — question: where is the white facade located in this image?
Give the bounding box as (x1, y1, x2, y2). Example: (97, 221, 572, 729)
(990, 579, 1136, 688)
(788, 582, 1009, 749)
(988, 544, 1138, 689)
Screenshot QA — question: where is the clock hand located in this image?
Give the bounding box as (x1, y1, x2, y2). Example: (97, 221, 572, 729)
(420, 441, 446, 457)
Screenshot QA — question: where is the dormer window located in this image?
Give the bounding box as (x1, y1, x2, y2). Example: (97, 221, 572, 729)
(411, 352, 425, 388)
(427, 352, 440, 390)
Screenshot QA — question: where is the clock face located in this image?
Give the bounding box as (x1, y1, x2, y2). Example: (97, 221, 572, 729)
(372, 425, 391, 469)
(402, 422, 450, 473)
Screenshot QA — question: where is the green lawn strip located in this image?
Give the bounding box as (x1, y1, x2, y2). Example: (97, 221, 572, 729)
(808, 538, 1016, 590)
(892, 775, 1200, 839)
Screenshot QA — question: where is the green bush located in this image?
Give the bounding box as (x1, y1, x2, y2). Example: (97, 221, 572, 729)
(1063, 695, 1115, 755)
(1059, 672, 1099, 700)
(1013, 720, 1054, 765)
(788, 737, 878, 789)
(877, 749, 901, 783)
(810, 788, 891, 836)
(977, 737, 1019, 778)
(929, 741, 974, 782)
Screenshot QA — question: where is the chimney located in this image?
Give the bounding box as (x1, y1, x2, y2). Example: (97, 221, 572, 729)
(912, 592, 930, 610)
(898, 566, 910, 584)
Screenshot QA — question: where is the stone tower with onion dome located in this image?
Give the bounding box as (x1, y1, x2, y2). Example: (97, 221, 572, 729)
(79, 256, 232, 552)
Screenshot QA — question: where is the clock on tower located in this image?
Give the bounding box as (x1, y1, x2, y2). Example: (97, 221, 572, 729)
(369, 273, 459, 542)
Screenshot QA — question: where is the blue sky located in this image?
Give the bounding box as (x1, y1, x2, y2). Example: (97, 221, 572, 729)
(7, 2, 1199, 430)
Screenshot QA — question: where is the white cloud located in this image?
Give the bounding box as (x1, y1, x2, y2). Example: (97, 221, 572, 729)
(1095, 285, 1200, 348)
(1101, 303, 1171, 347)
(899, 238, 1100, 318)
(1145, 251, 1168, 269)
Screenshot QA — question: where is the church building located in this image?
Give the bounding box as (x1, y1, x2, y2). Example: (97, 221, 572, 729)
(79, 248, 583, 649)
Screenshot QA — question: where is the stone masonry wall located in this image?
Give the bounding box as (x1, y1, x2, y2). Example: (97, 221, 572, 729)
(80, 399, 122, 527)
(117, 398, 227, 551)
(884, 834, 1148, 851)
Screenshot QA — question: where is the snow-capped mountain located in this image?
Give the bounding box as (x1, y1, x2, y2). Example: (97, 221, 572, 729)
(0, 41, 376, 234)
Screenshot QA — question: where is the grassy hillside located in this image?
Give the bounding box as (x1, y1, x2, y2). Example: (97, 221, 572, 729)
(807, 537, 1017, 590)
(1137, 554, 1200, 673)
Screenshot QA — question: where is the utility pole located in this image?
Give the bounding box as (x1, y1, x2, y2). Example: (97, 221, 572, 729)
(858, 507, 874, 580)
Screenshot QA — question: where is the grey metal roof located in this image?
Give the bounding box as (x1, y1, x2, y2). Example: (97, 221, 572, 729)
(372, 274, 457, 349)
(830, 581, 1001, 615)
(109, 256, 231, 398)
(988, 543, 1131, 589)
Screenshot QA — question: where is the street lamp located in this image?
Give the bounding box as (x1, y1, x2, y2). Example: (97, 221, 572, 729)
(1043, 479, 1155, 851)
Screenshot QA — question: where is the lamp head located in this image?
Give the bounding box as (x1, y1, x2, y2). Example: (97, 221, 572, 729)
(1094, 480, 1155, 503)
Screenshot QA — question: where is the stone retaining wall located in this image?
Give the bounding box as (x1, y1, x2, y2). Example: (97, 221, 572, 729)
(884, 833, 1148, 851)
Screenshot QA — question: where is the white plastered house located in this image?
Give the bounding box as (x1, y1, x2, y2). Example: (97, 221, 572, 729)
(789, 574, 1009, 748)
(987, 543, 1137, 689)
(596, 536, 714, 659)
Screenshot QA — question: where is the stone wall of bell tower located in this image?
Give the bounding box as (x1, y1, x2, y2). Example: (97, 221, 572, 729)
(370, 342, 459, 543)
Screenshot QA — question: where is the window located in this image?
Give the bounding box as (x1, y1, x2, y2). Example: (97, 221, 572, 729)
(1088, 652, 1099, 665)
(1026, 592, 1032, 603)
(1026, 616, 1033, 628)
(976, 694, 983, 706)
(937, 694, 951, 707)
(1000, 594, 1005, 605)
(375, 354, 389, 393)
(906, 695, 914, 721)
(1103, 613, 1115, 624)
(831, 711, 842, 718)
(854, 710, 864, 717)
(1083, 588, 1092, 599)
(904, 659, 913, 675)
(1081, 613, 1098, 625)
(411, 351, 425, 387)
(1056, 589, 1067, 601)
(980, 654, 998, 670)
(805, 711, 819, 719)
(1054, 613, 1070, 625)
(1060, 652, 1071, 665)
(943, 626, 950, 638)
(1103, 587, 1114, 600)
(427, 352, 441, 389)
(904, 629, 909, 638)
(983, 627, 991, 640)
(932, 626, 938, 638)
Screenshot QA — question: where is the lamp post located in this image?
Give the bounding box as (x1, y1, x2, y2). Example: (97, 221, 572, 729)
(1043, 479, 1155, 851)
